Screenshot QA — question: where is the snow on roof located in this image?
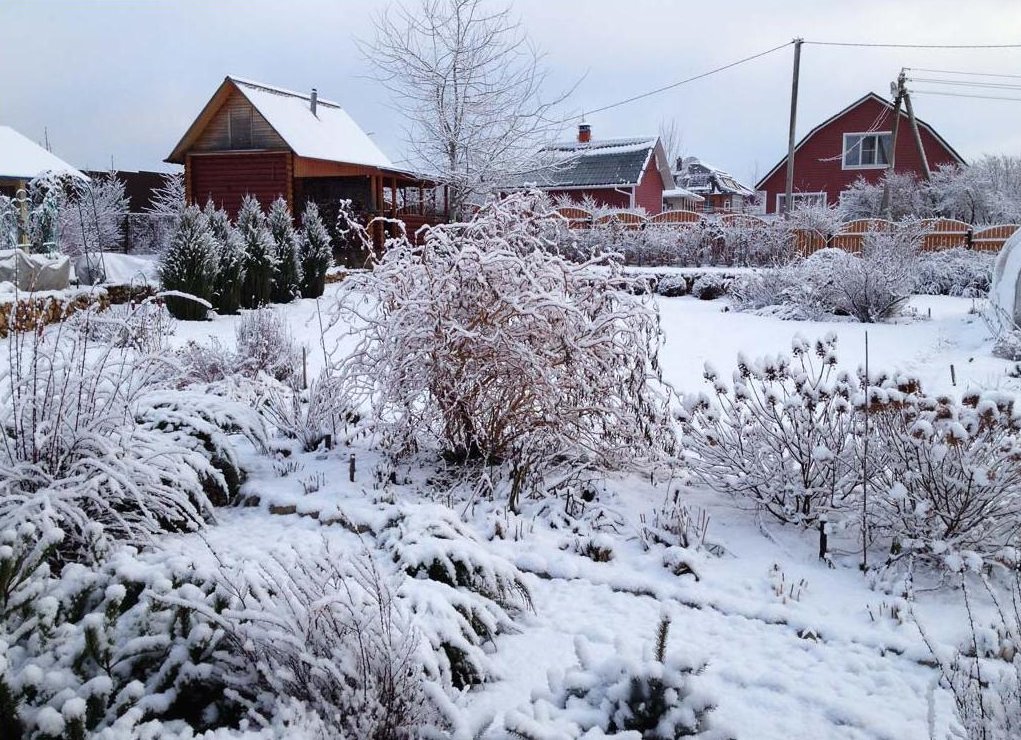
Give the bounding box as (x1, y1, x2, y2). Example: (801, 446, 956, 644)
(662, 188, 705, 202)
(228, 77, 396, 170)
(544, 137, 657, 156)
(0, 126, 87, 181)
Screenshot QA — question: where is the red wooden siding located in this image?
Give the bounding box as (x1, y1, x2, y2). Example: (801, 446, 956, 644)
(758, 96, 962, 214)
(546, 188, 632, 209)
(634, 155, 665, 213)
(188, 152, 291, 218)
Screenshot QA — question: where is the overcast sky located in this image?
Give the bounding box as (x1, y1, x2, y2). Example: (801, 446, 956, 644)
(2, 0, 1020, 187)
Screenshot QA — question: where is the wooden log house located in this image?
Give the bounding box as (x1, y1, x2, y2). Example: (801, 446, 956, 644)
(165, 76, 446, 248)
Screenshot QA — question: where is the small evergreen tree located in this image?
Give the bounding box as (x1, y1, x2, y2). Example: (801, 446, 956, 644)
(204, 200, 246, 314)
(237, 195, 275, 308)
(268, 196, 301, 303)
(159, 204, 216, 320)
(299, 201, 333, 298)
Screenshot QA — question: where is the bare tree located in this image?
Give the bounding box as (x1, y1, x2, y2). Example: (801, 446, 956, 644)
(364, 0, 571, 218)
(658, 118, 684, 171)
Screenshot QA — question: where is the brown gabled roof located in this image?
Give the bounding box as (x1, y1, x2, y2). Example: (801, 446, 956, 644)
(754, 92, 966, 190)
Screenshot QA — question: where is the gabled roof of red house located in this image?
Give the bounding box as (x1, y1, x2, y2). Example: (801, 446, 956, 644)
(166, 76, 401, 171)
(512, 137, 673, 190)
(754, 92, 966, 190)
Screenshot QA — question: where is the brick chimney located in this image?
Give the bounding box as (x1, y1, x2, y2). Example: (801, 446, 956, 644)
(578, 123, 591, 144)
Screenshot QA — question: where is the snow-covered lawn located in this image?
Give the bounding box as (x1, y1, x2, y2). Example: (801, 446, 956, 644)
(149, 288, 1011, 738)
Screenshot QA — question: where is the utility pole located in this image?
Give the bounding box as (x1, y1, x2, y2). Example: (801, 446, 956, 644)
(782, 38, 803, 216)
(903, 82, 930, 181)
(880, 72, 905, 218)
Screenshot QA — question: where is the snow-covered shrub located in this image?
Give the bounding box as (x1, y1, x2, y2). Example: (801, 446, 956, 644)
(838, 171, 932, 221)
(205, 200, 246, 315)
(994, 330, 1021, 362)
(504, 617, 719, 739)
(235, 307, 302, 385)
(0, 525, 446, 738)
(914, 247, 994, 297)
(237, 195, 275, 309)
(0, 323, 260, 560)
(869, 389, 1021, 570)
(691, 274, 728, 300)
(298, 201, 332, 298)
(729, 257, 839, 321)
(73, 297, 175, 355)
(159, 204, 216, 320)
(268, 196, 301, 304)
(377, 503, 531, 689)
(144, 171, 186, 254)
(259, 373, 359, 452)
(190, 544, 449, 737)
(655, 274, 688, 297)
(338, 193, 677, 510)
(828, 224, 923, 323)
(680, 334, 861, 531)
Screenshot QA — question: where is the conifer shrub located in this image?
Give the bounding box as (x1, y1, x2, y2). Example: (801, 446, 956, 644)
(268, 196, 301, 303)
(158, 204, 215, 320)
(298, 201, 333, 298)
(237, 195, 275, 309)
(204, 200, 246, 314)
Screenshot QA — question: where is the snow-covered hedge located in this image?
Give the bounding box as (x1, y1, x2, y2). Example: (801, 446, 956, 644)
(337, 193, 677, 510)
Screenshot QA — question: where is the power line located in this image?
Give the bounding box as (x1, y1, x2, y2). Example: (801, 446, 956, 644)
(805, 40, 1021, 49)
(906, 67, 1021, 80)
(909, 88, 1021, 102)
(907, 76, 1021, 91)
(558, 41, 792, 124)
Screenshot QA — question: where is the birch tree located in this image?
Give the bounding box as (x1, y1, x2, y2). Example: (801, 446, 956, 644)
(365, 0, 570, 218)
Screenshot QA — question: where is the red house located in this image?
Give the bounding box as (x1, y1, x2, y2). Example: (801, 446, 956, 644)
(755, 92, 965, 214)
(165, 76, 443, 236)
(514, 125, 673, 213)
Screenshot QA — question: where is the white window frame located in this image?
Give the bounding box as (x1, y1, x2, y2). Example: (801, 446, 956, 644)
(776, 191, 828, 213)
(842, 131, 892, 170)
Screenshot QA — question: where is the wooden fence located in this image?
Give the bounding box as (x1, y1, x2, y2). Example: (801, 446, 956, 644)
(556, 207, 1021, 254)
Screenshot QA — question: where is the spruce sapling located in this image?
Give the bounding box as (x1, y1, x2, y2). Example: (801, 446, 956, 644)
(268, 196, 301, 303)
(159, 204, 216, 320)
(237, 195, 275, 308)
(299, 201, 333, 298)
(204, 200, 246, 314)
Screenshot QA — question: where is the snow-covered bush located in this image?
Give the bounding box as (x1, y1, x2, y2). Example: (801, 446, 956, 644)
(338, 193, 676, 510)
(0, 321, 261, 560)
(504, 617, 719, 739)
(73, 297, 176, 355)
(929, 156, 1021, 224)
(914, 247, 994, 297)
(237, 195, 275, 309)
(869, 389, 1021, 570)
(655, 275, 688, 297)
(298, 201, 332, 299)
(260, 373, 359, 452)
(838, 172, 932, 221)
(268, 197, 300, 304)
(690, 274, 728, 300)
(377, 503, 531, 689)
(680, 334, 861, 533)
(143, 172, 186, 254)
(235, 307, 302, 385)
(828, 224, 923, 323)
(205, 200, 246, 315)
(159, 204, 216, 320)
(0, 525, 446, 738)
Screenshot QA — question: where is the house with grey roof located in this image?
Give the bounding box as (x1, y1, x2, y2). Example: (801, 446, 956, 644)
(513, 125, 674, 213)
(673, 156, 757, 213)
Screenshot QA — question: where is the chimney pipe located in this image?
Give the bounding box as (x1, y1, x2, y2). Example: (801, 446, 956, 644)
(578, 123, 591, 144)
(310, 88, 318, 116)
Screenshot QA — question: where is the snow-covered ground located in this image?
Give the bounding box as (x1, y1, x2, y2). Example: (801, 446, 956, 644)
(150, 287, 1012, 738)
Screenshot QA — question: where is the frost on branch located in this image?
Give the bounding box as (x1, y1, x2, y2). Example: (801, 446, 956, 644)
(337, 193, 676, 510)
